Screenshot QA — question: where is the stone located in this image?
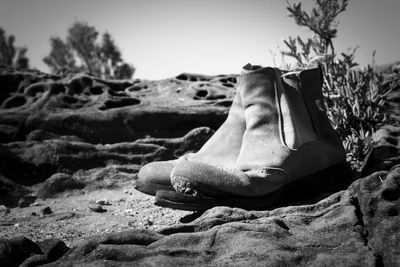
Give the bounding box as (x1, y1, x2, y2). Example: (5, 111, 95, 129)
(362, 125, 400, 176)
(0, 66, 398, 266)
(0, 204, 10, 214)
(18, 198, 31, 208)
(41, 206, 52, 215)
(96, 199, 111, 205)
(88, 203, 106, 213)
(35, 166, 399, 266)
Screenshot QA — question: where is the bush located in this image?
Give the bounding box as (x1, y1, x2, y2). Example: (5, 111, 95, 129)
(281, 0, 397, 170)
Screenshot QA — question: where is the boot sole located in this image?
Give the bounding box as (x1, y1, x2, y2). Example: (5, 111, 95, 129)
(155, 161, 353, 211)
(135, 180, 174, 196)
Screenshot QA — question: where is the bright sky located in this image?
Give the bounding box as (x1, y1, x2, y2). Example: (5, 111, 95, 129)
(0, 0, 399, 80)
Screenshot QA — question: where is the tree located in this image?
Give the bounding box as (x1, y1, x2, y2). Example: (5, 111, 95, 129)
(44, 21, 135, 79)
(0, 27, 30, 69)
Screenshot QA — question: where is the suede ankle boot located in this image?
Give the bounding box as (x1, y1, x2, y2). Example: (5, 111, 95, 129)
(135, 83, 246, 195)
(158, 65, 347, 210)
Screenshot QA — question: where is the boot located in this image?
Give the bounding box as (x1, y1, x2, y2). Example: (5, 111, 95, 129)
(156, 65, 348, 210)
(135, 82, 246, 195)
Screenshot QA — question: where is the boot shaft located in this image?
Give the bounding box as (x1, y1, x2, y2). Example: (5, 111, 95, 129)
(236, 65, 345, 173)
(237, 65, 319, 150)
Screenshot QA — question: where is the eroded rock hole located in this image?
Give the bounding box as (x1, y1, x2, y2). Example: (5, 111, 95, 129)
(381, 189, 399, 201)
(25, 83, 46, 96)
(387, 207, 398, 217)
(89, 86, 104, 95)
(176, 74, 188, 81)
(227, 77, 237, 83)
(99, 98, 141, 110)
(222, 83, 234, 88)
(62, 95, 78, 104)
(49, 84, 66, 95)
(2, 95, 26, 109)
(127, 85, 142, 92)
(214, 100, 233, 107)
(68, 76, 93, 95)
(206, 94, 226, 100)
(194, 90, 208, 99)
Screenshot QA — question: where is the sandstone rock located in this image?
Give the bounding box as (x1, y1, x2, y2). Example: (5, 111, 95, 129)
(362, 125, 400, 176)
(0, 236, 43, 267)
(37, 238, 69, 260)
(0, 127, 213, 186)
(29, 166, 398, 266)
(0, 67, 398, 266)
(20, 254, 50, 267)
(0, 174, 29, 207)
(37, 173, 85, 198)
(0, 68, 234, 144)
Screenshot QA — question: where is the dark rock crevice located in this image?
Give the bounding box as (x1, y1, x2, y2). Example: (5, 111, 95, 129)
(350, 196, 369, 246)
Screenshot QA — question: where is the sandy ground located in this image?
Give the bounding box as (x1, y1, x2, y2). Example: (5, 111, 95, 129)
(0, 181, 192, 247)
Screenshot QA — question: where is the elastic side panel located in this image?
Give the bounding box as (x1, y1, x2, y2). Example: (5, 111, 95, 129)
(278, 72, 317, 149)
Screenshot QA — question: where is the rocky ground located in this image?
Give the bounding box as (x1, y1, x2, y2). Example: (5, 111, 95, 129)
(0, 67, 399, 266)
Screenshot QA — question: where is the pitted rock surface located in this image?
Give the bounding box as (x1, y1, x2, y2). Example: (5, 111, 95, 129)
(0, 67, 399, 266)
(18, 166, 396, 266)
(0, 67, 235, 143)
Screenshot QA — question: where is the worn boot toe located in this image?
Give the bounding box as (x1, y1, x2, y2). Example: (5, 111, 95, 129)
(170, 158, 288, 197)
(136, 160, 177, 195)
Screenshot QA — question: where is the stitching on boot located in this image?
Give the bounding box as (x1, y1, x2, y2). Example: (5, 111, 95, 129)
(261, 168, 288, 176)
(260, 168, 289, 184)
(239, 67, 272, 77)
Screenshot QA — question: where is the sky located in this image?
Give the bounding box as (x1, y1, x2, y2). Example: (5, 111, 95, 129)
(0, 0, 399, 80)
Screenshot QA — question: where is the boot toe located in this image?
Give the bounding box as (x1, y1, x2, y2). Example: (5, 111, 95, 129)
(136, 160, 177, 195)
(171, 159, 248, 197)
(171, 158, 288, 197)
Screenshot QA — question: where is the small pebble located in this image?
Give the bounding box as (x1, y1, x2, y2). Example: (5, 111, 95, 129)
(96, 199, 111, 205)
(18, 198, 30, 208)
(41, 206, 53, 215)
(0, 205, 10, 214)
(88, 203, 106, 213)
(14, 223, 20, 227)
(124, 190, 129, 194)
